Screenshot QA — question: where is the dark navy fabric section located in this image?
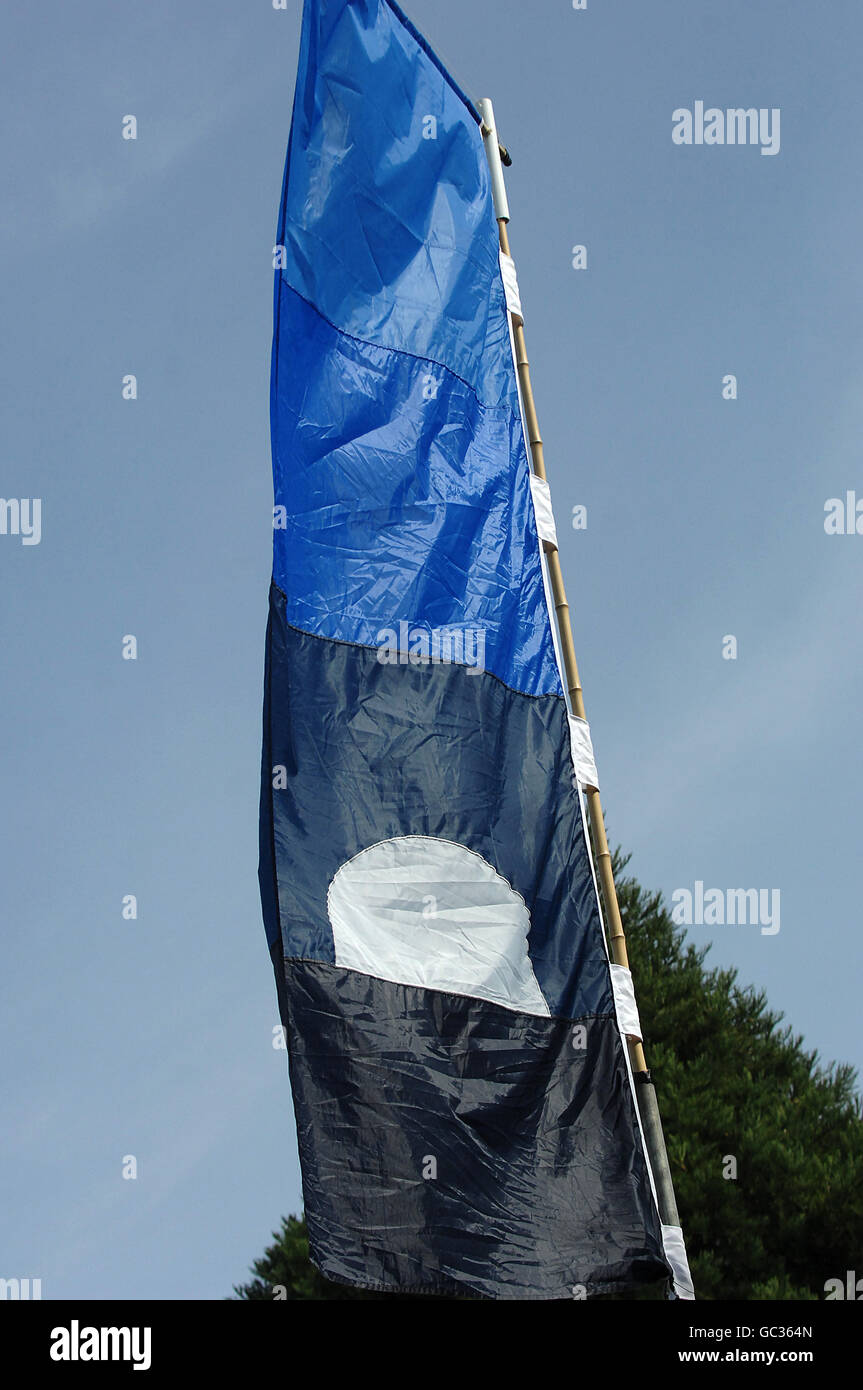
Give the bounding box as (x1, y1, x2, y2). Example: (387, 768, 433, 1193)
(259, 582, 612, 1022)
(258, 597, 280, 952)
(271, 284, 559, 699)
(284, 961, 670, 1299)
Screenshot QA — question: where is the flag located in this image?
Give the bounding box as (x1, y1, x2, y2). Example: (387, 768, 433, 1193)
(260, 0, 676, 1299)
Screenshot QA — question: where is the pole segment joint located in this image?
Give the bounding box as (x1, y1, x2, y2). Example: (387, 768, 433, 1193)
(478, 99, 511, 223)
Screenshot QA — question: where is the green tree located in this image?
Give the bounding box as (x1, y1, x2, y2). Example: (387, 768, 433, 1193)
(233, 1215, 438, 1300)
(235, 854, 863, 1300)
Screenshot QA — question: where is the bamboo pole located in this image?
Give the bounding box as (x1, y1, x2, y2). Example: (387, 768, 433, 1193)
(479, 99, 681, 1232)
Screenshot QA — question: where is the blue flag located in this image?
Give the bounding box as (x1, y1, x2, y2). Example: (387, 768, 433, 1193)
(260, 0, 676, 1298)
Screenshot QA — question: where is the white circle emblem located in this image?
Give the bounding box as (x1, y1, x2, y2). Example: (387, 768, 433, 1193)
(327, 836, 549, 1016)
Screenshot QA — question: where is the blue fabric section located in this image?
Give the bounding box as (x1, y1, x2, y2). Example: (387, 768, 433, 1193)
(272, 286, 558, 695)
(280, 0, 510, 407)
(271, 0, 561, 697)
(382, 0, 482, 124)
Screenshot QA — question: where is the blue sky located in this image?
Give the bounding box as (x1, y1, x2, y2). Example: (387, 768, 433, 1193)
(1, 0, 860, 1298)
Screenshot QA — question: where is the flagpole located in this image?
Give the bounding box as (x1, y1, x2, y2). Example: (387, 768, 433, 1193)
(478, 98, 681, 1235)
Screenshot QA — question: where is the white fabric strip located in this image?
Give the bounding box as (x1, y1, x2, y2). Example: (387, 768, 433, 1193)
(496, 165, 693, 1304)
(661, 1224, 695, 1300)
(610, 964, 642, 1041)
(528, 474, 558, 548)
(499, 251, 522, 322)
(567, 714, 599, 792)
(577, 778, 668, 1266)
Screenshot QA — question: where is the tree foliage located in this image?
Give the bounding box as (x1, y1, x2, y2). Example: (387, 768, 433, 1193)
(615, 853, 863, 1299)
(235, 853, 863, 1300)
